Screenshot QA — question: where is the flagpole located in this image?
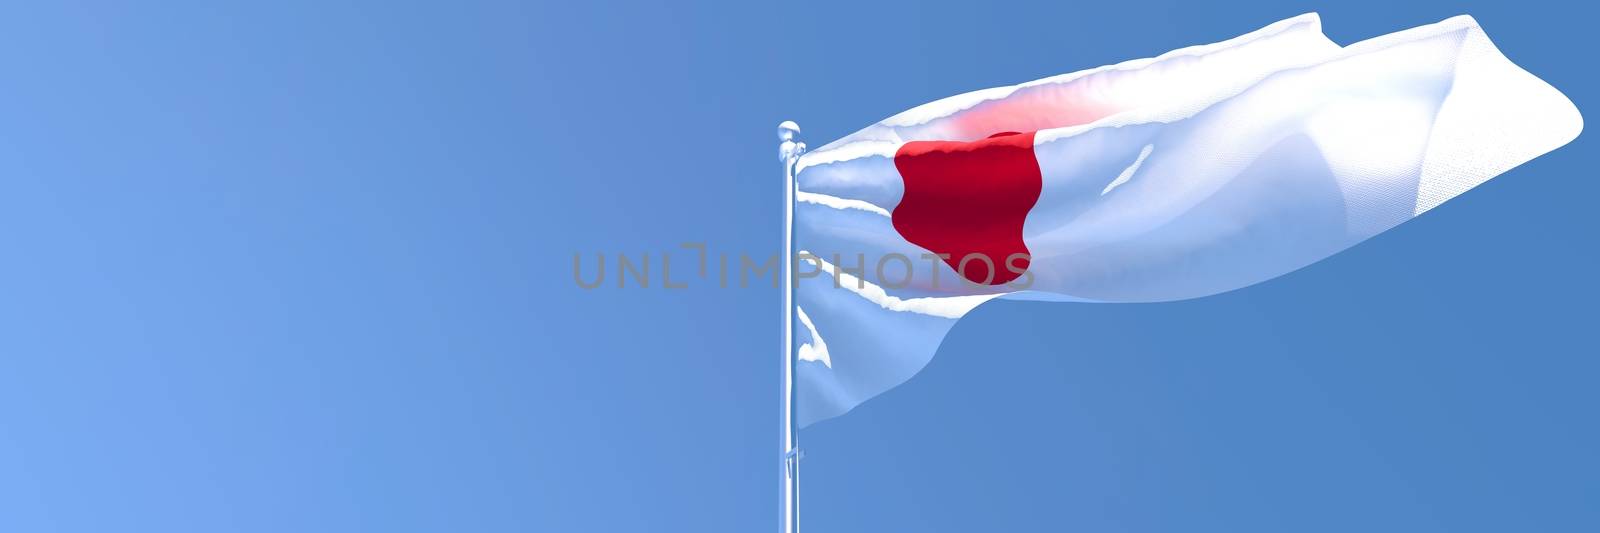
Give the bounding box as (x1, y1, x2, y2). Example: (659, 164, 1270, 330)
(778, 120, 805, 533)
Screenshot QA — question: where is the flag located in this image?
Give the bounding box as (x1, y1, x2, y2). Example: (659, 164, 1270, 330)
(791, 13, 1582, 426)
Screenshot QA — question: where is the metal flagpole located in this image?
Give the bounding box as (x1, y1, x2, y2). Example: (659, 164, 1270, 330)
(778, 120, 805, 533)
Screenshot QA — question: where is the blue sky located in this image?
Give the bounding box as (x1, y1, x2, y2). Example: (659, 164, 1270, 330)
(0, 1, 1594, 531)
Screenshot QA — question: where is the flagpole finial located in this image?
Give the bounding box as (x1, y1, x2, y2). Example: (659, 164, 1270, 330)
(779, 121, 805, 163)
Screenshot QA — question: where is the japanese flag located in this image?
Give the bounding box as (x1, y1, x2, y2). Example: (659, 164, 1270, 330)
(792, 14, 1581, 426)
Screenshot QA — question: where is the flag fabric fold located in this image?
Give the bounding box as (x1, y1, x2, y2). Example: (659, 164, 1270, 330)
(793, 13, 1582, 427)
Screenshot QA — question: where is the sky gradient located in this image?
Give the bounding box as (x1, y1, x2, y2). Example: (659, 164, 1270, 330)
(0, 1, 1594, 531)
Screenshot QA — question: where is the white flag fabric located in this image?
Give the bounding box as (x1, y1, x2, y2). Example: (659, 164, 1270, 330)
(792, 13, 1581, 426)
